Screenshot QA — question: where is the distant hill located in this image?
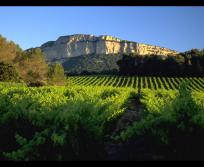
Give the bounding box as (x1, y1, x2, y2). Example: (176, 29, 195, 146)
(40, 34, 178, 63)
(38, 34, 179, 74)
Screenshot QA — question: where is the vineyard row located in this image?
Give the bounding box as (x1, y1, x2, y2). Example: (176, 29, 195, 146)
(68, 75, 204, 91)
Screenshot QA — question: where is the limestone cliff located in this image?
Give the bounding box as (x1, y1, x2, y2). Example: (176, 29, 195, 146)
(40, 34, 179, 62)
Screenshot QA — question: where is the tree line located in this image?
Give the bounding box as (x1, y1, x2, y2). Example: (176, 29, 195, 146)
(0, 34, 66, 86)
(117, 49, 204, 76)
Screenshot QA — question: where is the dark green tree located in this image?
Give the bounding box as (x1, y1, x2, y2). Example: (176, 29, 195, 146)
(48, 62, 66, 86)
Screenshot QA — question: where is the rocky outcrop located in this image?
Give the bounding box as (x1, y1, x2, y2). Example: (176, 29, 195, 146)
(40, 34, 179, 62)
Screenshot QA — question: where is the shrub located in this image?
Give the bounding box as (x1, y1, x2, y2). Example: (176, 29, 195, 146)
(48, 63, 66, 86)
(0, 62, 20, 82)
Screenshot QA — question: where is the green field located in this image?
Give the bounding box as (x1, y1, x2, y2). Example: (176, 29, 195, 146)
(1, 77, 204, 160)
(68, 75, 204, 91)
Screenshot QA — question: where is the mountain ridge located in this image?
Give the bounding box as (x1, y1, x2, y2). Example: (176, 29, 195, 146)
(39, 34, 179, 63)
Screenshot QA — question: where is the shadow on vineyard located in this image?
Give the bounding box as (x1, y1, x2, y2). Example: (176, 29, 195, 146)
(108, 83, 204, 160)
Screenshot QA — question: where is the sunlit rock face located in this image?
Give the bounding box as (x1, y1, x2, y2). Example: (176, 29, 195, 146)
(40, 34, 179, 62)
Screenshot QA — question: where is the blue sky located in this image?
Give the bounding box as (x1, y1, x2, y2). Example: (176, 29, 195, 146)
(0, 7, 204, 52)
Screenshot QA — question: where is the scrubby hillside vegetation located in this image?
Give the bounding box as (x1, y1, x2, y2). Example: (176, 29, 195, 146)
(62, 53, 122, 75)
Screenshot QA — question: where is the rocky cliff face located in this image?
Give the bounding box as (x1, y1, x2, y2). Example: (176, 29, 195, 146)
(40, 34, 179, 62)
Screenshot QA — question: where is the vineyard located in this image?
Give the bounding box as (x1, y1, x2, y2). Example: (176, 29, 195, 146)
(68, 75, 204, 91)
(0, 79, 204, 160)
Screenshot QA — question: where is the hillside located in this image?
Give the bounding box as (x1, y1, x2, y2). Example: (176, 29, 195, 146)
(40, 34, 179, 63)
(39, 34, 179, 74)
(62, 54, 122, 75)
